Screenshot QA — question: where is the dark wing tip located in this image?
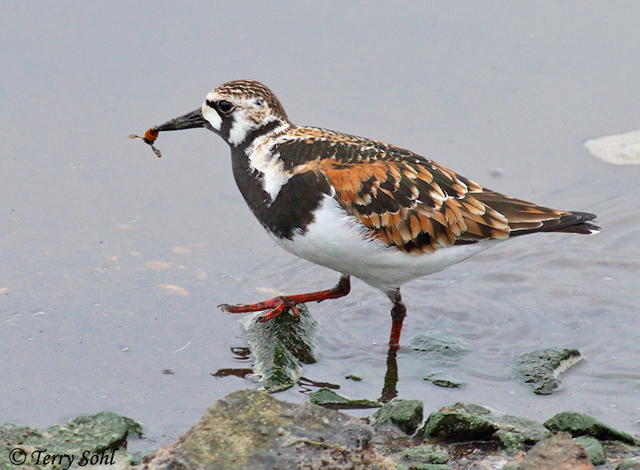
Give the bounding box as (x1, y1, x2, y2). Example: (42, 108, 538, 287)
(471, 190, 600, 237)
(548, 211, 600, 235)
(511, 210, 600, 236)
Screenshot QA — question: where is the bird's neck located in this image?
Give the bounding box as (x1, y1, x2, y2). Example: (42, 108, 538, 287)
(228, 122, 331, 240)
(228, 119, 290, 224)
(229, 119, 291, 202)
(230, 145, 275, 215)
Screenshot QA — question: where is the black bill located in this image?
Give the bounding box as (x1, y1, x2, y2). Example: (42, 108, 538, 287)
(156, 108, 207, 132)
(130, 108, 206, 158)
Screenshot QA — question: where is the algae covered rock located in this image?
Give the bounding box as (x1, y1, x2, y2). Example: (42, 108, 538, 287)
(241, 305, 319, 392)
(514, 348, 581, 395)
(308, 387, 381, 410)
(423, 374, 464, 388)
(0, 411, 141, 470)
(371, 399, 423, 435)
(420, 403, 549, 454)
(617, 457, 640, 469)
(544, 411, 638, 444)
(133, 389, 395, 470)
(574, 436, 606, 466)
(409, 332, 469, 388)
(394, 444, 449, 468)
(409, 332, 469, 359)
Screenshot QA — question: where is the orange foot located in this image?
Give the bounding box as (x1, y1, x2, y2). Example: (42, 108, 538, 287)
(219, 275, 351, 322)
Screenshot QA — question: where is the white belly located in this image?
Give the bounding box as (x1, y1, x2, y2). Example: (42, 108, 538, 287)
(270, 195, 501, 293)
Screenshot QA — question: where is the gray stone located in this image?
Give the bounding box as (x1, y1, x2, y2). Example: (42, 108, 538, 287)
(409, 332, 470, 391)
(409, 332, 469, 359)
(423, 374, 464, 388)
(372, 399, 424, 435)
(544, 411, 638, 445)
(514, 348, 581, 395)
(0, 412, 141, 470)
(395, 444, 449, 466)
(401, 464, 448, 470)
(131, 389, 395, 470)
(574, 436, 606, 466)
(308, 387, 382, 410)
(517, 432, 595, 469)
(420, 403, 550, 454)
(617, 458, 640, 469)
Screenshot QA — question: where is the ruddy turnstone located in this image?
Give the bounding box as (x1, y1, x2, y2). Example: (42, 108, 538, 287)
(132, 79, 599, 347)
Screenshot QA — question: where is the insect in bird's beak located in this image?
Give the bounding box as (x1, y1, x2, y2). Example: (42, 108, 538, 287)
(129, 108, 207, 159)
(129, 127, 162, 158)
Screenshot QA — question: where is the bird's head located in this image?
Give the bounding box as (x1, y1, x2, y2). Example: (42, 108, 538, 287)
(154, 80, 291, 148)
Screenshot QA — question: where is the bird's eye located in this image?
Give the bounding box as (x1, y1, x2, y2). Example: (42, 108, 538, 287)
(218, 100, 234, 113)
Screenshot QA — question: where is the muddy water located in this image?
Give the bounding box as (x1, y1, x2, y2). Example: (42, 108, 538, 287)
(2, 2, 639, 449)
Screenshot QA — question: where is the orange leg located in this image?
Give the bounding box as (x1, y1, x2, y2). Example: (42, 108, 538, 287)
(220, 275, 351, 323)
(387, 289, 407, 347)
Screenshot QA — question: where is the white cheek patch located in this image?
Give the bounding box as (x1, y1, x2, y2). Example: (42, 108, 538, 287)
(202, 105, 221, 131)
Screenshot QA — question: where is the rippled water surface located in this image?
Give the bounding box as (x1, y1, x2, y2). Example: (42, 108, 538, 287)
(2, 2, 639, 449)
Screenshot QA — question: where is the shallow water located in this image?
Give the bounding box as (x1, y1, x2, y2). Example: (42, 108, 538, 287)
(2, 1, 639, 449)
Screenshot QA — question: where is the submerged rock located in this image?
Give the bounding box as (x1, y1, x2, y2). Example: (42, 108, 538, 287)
(514, 348, 581, 395)
(308, 387, 381, 410)
(409, 332, 469, 359)
(132, 389, 395, 470)
(409, 332, 470, 390)
(371, 399, 423, 435)
(423, 374, 465, 388)
(420, 403, 550, 454)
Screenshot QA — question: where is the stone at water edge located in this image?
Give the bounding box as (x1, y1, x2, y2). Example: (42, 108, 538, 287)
(0, 411, 142, 470)
(514, 348, 581, 395)
(544, 411, 639, 445)
(130, 389, 395, 470)
(517, 432, 595, 470)
(574, 436, 606, 466)
(240, 304, 319, 393)
(371, 399, 424, 435)
(308, 387, 381, 410)
(420, 403, 550, 454)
